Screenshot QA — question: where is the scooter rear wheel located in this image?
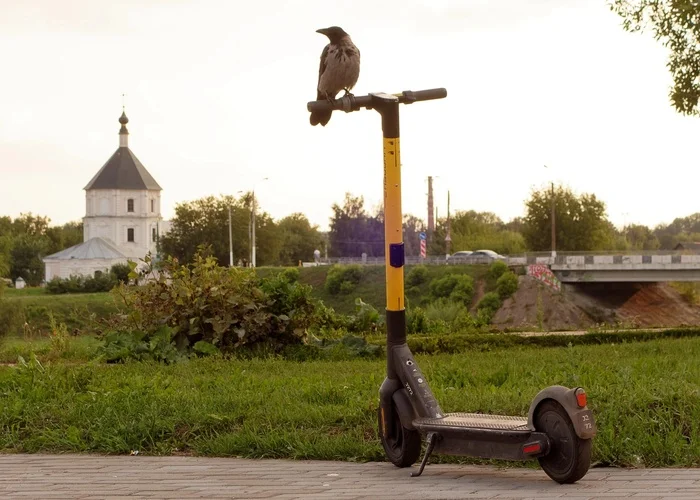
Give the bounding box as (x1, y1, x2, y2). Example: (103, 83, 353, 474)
(378, 405, 421, 467)
(534, 400, 592, 484)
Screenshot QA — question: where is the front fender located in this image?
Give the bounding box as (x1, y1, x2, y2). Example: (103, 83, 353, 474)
(527, 385, 597, 439)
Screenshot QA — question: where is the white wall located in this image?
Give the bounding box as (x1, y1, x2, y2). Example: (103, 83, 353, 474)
(84, 188, 164, 260)
(44, 257, 128, 281)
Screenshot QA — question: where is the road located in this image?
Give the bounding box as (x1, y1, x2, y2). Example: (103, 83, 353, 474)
(1, 454, 699, 499)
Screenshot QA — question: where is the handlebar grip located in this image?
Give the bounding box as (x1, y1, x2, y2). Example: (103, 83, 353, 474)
(401, 88, 447, 104)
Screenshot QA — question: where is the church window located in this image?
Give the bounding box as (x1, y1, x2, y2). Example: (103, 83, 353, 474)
(127, 199, 134, 212)
(127, 228, 135, 242)
(152, 227, 157, 242)
(151, 199, 155, 212)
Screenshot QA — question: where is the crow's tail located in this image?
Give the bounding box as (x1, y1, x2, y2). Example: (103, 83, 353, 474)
(310, 90, 332, 126)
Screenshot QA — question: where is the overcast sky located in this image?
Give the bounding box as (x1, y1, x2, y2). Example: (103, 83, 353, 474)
(2, 0, 698, 232)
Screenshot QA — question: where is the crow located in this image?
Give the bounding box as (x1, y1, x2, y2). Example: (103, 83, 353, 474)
(310, 26, 360, 127)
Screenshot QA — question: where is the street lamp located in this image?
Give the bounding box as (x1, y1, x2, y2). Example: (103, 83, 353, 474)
(544, 165, 556, 258)
(250, 177, 268, 268)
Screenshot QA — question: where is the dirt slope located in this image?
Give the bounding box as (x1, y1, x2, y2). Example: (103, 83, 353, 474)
(492, 276, 700, 331)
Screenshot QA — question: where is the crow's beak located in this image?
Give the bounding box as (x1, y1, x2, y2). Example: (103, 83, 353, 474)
(316, 28, 328, 35)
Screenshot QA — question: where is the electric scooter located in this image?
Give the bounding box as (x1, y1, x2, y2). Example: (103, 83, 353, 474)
(307, 88, 597, 484)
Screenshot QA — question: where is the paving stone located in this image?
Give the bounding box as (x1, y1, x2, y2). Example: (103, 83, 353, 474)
(1, 454, 697, 498)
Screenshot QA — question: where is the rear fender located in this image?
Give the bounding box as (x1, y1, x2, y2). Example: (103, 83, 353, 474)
(527, 385, 597, 439)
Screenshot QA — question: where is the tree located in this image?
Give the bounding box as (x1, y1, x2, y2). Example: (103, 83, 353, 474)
(429, 210, 527, 256)
(624, 223, 661, 250)
(0, 235, 11, 278)
(328, 193, 383, 257)
(653, 212, 700, 248)
(610, 0, 700, 115)
(10, 234, 47, 285)
(11, 213, 50, 236)
(46, 221, 83, 255)
(277, 213, 324, 265)
(523, 184, 614, 252)
(402, 214, 425, 258)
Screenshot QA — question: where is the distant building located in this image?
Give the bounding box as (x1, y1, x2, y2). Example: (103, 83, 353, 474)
(43, 110, 170, 281)
(674, 242, 700, 253)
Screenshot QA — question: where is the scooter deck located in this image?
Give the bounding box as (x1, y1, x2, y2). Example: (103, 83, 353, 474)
(413, 412, 529, 431)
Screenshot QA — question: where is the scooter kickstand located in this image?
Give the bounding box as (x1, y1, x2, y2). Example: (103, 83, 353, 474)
(410, 432, 437, 477)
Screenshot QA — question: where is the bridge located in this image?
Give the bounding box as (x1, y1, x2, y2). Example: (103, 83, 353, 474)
(507, 252, 700, 282)
(323, 251, 700, 282)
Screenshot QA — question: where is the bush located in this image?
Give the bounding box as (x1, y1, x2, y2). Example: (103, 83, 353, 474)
(324, 265, 363, 295)
(104, 253, 321, 359)
(339, 280, 355, 295)
(406, 265, 429, 287)
(429, 274, 474, 304)
(425, 299, 472, 325)
(406, 306, 430, 334)
(280, 267, 300, 283)
(97, 326, 186, 364)
(476, 291, 502, 325)
(46, 273, 117, 294)
(487, 260, 509, 282)
(496, 271, 519, 300)
(346, 298, 382, 334)
(110, 263, 132, 284)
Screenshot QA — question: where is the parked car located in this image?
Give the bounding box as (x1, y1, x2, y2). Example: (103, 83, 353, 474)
(447, 250, 473, 262)
(470, 249, 506, 261)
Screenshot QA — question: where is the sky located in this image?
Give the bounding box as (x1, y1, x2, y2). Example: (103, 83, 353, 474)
(2, 0, 699, 232)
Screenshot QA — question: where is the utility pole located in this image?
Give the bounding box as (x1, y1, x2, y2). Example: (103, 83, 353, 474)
(445, 190, 451, 258)
(251, 190, 257, 267)
(228, 205, 233, 267)
(250, 177, 268, 268)
(544, 165, 556, 259)
(427, 176, 434, 235)
(551, 181, 556, 258)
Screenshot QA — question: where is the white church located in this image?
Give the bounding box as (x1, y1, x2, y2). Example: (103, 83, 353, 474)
(43, 111, 170, 281)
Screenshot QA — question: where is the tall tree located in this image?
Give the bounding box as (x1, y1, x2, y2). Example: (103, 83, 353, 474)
(653, 212, 700, 248)
(10, 234, 47, 285)
(523, 184, 614, 252)
(160, 194, 280, 266)
(429, 210, 526, 255)
(328, 193, 383, 257)
(46, 221, 83, 255)
(624, 223, 661, 250)
(402, 214, 425, 258)
(610, 0, 700, 115)
(11, 213, 50, 236)
(277, 213, 324, 265)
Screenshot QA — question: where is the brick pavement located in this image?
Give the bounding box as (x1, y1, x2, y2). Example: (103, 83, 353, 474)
(1, 454, 699, 499)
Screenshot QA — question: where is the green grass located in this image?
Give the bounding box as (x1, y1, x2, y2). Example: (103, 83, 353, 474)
(1, 291, 119, 336)
(3, 287, 50, 297)
(0, 336, 102, 364)
(2, 336, 700, 467)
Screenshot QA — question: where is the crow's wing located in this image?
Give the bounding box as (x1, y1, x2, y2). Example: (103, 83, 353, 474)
(316, 44, 329, 99)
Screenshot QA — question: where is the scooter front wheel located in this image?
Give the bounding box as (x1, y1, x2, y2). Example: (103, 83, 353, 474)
(378, 405, 422, 467)
(535, 400, 592, 484)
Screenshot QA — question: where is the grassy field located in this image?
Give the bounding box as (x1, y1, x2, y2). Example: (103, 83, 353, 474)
(0, 264, 487, 337)
(2, 336, 700, 467)
(1, 288, 119, 336)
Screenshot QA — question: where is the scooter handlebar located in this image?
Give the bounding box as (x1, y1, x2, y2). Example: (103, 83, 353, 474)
(306, 88, 447, 113)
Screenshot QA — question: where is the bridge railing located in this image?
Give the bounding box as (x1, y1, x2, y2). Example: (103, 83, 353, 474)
(317, 250, 700, 267)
